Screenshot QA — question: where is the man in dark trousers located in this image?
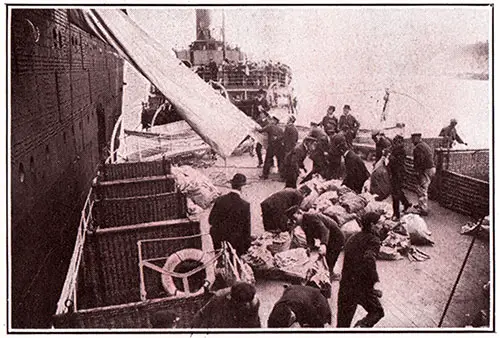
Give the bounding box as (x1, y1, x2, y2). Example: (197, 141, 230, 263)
(191, 282, 261, 328)
(256, 116, 285, 179)
(268, 285, 332, 328)
(388, 135, 411, 220)
(283, 115, 299, 156)
(371, 130, 392, 163)
(208, 173, 251, 255)
(287, 207, 345, 281)
(260, 188, 304, 233)
(252, 89, 271, 167)
(328, 130, 348, 179)
(412, 133, 436, 216)
(338, 105, 360, 147)
(340, 144, 370, 194)
(439, 118, 467, 148)
(283, 137, 317, 188)
(337, 212, 384, 328)
(320, 105, 339, 136)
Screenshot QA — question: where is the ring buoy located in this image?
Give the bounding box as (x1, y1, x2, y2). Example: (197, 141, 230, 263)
(161, 248, 215, 297)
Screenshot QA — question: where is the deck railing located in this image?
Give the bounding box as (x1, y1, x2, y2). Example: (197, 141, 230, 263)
(196, 68, 291, 88)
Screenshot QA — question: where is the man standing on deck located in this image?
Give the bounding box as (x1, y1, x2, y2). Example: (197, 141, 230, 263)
(304, 122, 331, 181)
(321, 106, 339, 136)
(337, 212, 384, 328)
(287, 206, 345, 281)
(260, 187, 304, 233)
(209, 173, 251, 255)
(256, 116, 285, 180)
(328, 130, 348, 179)
(372, 130, 392, 163)
(340, 143, 370, 194)
(411, 133, 436, 216)
(252, 89, 271, 167)
(283, 115, 299, 156)
(439, 118, 467, 148)
(338, 105, 360, 148)
(283, 136, 317, 188)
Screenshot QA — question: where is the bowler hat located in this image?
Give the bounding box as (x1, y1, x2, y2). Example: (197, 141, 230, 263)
(328, 105, 336, 112)
(230, 173, 247, 187)
(343, 104, 351, 110)
(411, 133, 422, 138)
(450, 118, 457, 124)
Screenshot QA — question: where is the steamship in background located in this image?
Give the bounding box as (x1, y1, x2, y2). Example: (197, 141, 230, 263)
(10, 8, 125, 328)
(140, 9, 295, 130)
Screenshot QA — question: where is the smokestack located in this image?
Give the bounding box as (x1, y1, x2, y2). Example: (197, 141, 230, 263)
(196, 9, 214, 41)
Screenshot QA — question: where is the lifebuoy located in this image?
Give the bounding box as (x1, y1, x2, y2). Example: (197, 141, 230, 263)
(161, 248, 215, 297)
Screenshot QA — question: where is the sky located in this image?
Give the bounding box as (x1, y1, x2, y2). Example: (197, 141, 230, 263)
(124, 6, 491, 146)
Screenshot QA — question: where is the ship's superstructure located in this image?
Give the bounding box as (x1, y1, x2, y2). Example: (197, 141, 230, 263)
(10, 8, 124, 328)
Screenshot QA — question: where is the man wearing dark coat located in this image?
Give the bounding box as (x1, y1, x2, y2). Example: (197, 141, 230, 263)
(252, 89, 271, 167)
(260, 188, 303, 233)
(372, 130, 393, 163)
(288, 207, 345, 280)
(388, 135, 411, 220)
(209, 173, 251, 255)
(303, 122, 330, 181)
(439, 118, 467, 148)
(191, 282, 261, 328)
(268, 285, 332, 328)
(256, 116, 285, 179)
(341, 144, 370, 194)
(328, 130, 348, 179)
(338, 105, 360, 147)
(283, 137, 316, 188)
(207, 57, 219, 82)
(337, 212, 384, 328)
(283, 115, 299, 155)
(412, 133, 436, 216)
(320, 106, 339, 136)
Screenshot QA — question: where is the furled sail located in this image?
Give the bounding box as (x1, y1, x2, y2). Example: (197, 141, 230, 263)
(78, 8, 263, 158)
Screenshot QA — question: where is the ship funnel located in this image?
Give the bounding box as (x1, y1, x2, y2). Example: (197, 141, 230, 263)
(196, 9, 215, 41)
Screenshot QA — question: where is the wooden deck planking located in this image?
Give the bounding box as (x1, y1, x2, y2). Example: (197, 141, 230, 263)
(194, 156, 490, 328)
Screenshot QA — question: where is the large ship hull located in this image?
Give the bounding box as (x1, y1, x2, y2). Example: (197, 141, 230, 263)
(10, 8, 124, 328)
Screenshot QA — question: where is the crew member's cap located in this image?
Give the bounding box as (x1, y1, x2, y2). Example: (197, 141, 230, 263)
(343, 104, 351, 111)
(230, 173, 247, 187)
(284, 204, 300, 218)
(328, 105, 336, 112)
(450, 118, 458, 124)
(411, 133, 422, 138)
(231, 282, 256, 303)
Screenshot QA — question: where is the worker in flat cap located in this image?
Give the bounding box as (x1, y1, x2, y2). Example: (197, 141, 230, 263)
(411, 133, 435, 216)
(283, 115, 299, 156)
(209, 173, 251, 255)
(439, 118, 467, 148)
(191, 282, 261, 328)
(338, 105, 360, 148)
(371, 129, 392, 163)
(286, 205, 345, 282)
(282, 135, 318, 188)
(255, 115, 285, 180)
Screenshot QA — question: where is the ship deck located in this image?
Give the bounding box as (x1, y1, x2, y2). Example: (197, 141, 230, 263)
(195, 153, 490, 329)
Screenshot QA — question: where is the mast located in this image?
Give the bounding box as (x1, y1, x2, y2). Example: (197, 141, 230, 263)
(222, 9, 226, 59)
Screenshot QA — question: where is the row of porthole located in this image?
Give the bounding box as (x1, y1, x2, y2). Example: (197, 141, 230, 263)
(17, 111, 95, 183)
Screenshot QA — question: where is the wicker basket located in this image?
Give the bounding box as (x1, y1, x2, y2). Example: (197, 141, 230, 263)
(78, 219, 202, 309)
(93, 192, 187, 228)
(101, 158, 171, 181)
(439, 170, 489, 217)
(53, 291, 213, 328)
(94, 175, 177, 199)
